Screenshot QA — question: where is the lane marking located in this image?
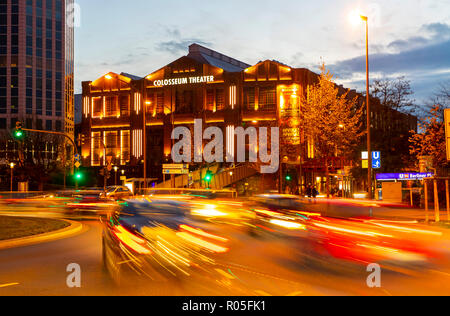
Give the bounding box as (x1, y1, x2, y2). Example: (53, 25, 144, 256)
(0, 282, 19, 288)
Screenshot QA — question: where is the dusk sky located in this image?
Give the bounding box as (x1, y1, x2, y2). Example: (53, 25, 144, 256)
(75, 0, 450, 103)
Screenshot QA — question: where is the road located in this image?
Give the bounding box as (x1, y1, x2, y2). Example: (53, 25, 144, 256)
(1, 209, 450, 296)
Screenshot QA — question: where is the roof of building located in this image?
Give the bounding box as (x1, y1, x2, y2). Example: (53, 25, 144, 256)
(187, 43, 251, 72)
(120, 72, 142, 80)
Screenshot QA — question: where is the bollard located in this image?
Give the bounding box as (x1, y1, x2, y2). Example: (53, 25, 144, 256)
(434, 180, 440, 223)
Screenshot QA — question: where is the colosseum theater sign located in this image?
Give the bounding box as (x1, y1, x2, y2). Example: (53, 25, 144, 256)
(153, 75, 215, 87)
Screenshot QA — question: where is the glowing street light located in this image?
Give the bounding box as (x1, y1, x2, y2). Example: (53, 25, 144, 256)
(10, 163, 15, 192)
(349, 9, 372, 199)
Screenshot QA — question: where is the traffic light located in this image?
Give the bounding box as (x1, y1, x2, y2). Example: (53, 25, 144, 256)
(285, 174, 292, 181)
(13, 121, 24, 140)
(74, 171, 83, 181)
(204, 170, 213, 182)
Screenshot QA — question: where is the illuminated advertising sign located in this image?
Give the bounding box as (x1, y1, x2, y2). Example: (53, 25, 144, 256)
(445, 109, 450, 161)
(153, 76, 214, 87)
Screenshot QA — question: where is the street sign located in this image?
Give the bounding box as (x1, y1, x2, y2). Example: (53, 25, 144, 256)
(361, 151, 381, 169)
(445, 109, 450, 161)
(74, 154, 81, 162)
(75, 161, 81, 169)
(376, 172, 434, 181)
(163, 164, 189, 169)
(163, 169, 189, 175)
(372, 151, 381, 169)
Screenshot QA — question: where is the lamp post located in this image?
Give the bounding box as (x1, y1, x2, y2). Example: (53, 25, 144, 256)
(10, 162, 15, 193)
(351, 11, 372, 199)
(114, 166, 119, 185)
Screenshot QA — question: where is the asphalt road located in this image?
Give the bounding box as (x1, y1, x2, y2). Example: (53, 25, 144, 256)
(1, 212, 450, 296)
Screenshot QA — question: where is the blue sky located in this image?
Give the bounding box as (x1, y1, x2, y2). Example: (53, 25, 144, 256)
(75, 0, 450, 103)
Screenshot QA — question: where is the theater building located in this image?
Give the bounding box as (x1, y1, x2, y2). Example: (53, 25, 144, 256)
(80, 43, 417, 192)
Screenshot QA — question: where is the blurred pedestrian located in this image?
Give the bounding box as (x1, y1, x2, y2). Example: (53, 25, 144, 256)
(312, 186, 319, 203)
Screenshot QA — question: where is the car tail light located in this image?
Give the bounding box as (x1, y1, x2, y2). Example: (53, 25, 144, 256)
(112, 225, 152, 255)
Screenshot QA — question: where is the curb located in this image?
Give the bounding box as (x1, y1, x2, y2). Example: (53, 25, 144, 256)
(0, 219, 84, 251)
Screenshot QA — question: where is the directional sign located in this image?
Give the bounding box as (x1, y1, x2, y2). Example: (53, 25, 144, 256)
(163, 164, 189, 170)
(377, 172, 434, 181)
(163, 169, 189, 175)
(74, 154, 81, 162)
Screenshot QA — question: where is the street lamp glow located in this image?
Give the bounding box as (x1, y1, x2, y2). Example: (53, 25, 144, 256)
(10, 163, 15, 169)
(349, 10, 366, 25)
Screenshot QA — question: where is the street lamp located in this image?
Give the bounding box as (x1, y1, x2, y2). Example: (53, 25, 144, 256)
(350, 10, 372, 199)
(10, 163, 15, 192)
(114, 166, 119, 185)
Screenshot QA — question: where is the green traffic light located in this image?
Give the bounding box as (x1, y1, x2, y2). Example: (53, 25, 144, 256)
(286, 175, 292, 181)
(204, 171, 213, 182)
(74, 172, 83, 180)
(14, 130, 24, 139)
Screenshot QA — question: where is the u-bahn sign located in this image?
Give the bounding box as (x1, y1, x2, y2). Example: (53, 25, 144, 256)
(445, 109, 450, 161)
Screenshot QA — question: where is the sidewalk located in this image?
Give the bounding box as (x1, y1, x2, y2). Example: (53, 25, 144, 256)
(300, 197, 450, 224)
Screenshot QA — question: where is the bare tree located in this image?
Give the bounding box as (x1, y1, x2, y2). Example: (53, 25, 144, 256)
(370, 77, 417, 114)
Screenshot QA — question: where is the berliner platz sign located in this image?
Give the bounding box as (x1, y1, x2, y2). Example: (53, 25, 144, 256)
(153, 76, 215, 87)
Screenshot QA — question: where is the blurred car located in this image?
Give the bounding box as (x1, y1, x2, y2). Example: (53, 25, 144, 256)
(246, 194, 320, 238)
(102, 198, 231, 285)
(303, 217, 443, 271)
(100, 186, 133, 200)
(65, 191, 114, 215)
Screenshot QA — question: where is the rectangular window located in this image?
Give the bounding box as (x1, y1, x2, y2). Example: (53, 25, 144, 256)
(105, 131, 119, 163)
(259, 87, 276, 111)
(244, 87, 255, 111)
(91, 132, 102, 166)
(92, 97, 103, 117)
(105, 96, 119, 117)
(119, 95, 130, 116)
(120, 130, 130, 165)
(216, 89, 225, 111)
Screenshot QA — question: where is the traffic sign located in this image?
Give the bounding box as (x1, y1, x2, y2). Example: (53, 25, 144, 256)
(163, 164, 189, 169)
(361, 151, 381, 169)
(75, 161, 81, 169)
(163, 169, 189, 175)
(74, 154, 81, 162)
(372, 151, 381, 169)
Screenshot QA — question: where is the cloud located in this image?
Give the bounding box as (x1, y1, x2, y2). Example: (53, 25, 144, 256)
(155, 27, 211, 55)
(156, 39, 211, 55)
(328, 22, 450, 101)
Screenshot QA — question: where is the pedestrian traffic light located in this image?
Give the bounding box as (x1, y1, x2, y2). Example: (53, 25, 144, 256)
(13, 121, 24, 140)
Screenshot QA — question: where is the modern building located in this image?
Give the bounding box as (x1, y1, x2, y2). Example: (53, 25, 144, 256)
(80, 43, 417, 191)
(0, 0, 74, 163)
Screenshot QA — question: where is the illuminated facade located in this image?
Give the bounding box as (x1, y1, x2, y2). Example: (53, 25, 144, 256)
(81, 43, 417, 187)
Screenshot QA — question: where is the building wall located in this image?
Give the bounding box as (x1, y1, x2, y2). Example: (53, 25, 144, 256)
(80, 47, 418, 184)
(0, 0, 73, 136)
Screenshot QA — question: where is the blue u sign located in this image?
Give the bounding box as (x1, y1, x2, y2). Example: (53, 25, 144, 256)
(372, 151, 381, 169)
